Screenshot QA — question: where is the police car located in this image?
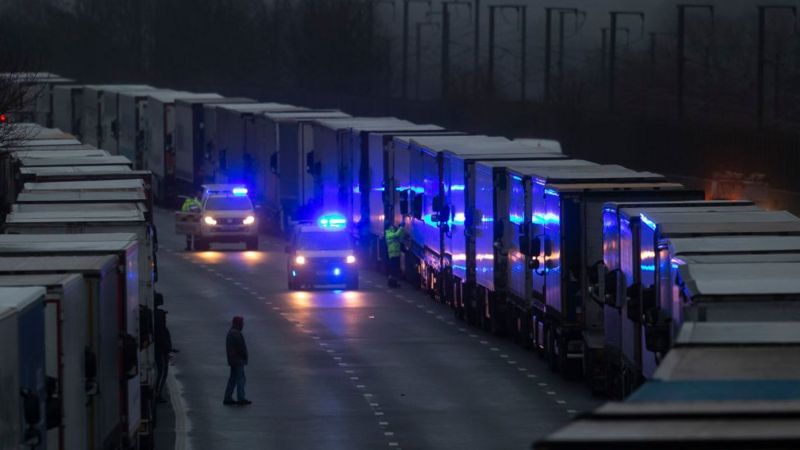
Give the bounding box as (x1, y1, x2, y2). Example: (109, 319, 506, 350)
(286, 214, 359, 290)
(175, 184, 258, 251)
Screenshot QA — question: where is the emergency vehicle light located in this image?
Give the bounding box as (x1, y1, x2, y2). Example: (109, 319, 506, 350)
(232, 187, 248, 196)
(318, 214, 346, 229)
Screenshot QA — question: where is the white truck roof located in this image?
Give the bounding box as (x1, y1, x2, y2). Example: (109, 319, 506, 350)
(23, 178, 144, 191)
(665, 235, 800, 255)
(677, 262, 800, 296)
(18, 155, 131, 167)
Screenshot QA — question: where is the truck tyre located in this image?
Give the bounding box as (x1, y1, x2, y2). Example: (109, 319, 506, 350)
(246, 237, 259, 251)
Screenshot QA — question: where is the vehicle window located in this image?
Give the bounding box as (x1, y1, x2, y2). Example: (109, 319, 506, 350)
(205, 196, 253, 211)
(297, 231, 351, 251)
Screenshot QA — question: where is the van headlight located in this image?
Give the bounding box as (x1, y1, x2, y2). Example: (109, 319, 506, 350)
(295, 255, 306, 265)
(203, 216, 217, 225)
(243, 215, 256, 225)
(346, 255, 356, 264)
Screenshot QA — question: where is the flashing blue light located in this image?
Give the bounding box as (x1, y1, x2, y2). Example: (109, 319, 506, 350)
(640, 214, 657, 231)
(319, 214, 347, 229)
(450, 184, 466, 191)
(452, 212, 466, 225)
(232, 187, 248, 196)
(510, 214, 524, 225)
(291, 270, 297, 277)
(333, 268, 342, 276)
(641, 264, 656, 272)
(511, 175, 523, 182)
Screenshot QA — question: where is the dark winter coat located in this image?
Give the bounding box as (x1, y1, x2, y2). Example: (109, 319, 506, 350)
(226, 327, 248, 366)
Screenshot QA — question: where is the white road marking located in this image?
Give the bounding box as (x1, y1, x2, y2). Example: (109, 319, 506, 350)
(166, 364, 191, 450)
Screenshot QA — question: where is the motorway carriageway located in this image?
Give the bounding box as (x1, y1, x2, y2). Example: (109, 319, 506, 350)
(154, 208, 600, 449)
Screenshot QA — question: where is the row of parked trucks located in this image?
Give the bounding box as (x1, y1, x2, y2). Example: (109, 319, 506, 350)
(7, 72, 800, 448)
(0, 112, 159, 449)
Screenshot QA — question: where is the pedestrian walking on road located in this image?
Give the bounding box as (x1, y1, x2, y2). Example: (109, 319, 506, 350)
(223, 316, 251, 405)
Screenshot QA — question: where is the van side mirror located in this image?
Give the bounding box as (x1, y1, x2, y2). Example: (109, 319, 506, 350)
(543, 238, 553, 257)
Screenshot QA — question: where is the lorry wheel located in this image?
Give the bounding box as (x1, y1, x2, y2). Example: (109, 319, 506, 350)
(246, 237, 259, 251)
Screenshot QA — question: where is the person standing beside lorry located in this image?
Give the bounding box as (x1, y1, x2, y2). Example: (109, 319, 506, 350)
(180, 190, 203, 250)
(385, 220, 406, 287)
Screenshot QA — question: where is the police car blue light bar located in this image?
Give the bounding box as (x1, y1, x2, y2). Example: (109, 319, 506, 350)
(232, 187, 248, 196)
(318, 214, 347, 229)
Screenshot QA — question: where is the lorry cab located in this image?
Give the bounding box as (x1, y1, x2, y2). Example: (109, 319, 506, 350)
(286, 215, 359, 290)
(175, 184, 259, 251)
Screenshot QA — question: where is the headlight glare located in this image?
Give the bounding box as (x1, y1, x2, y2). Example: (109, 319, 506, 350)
(243, 215, 256, 225)
(346, 255, 356, 264)
(295, 255, 306, 265)
(203, 216, 217, 225)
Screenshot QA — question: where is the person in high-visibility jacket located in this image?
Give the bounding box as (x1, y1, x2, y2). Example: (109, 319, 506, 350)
(181, 191, 202, 212)
(181, 191, 202, 250)
(384, 220, 405, 287)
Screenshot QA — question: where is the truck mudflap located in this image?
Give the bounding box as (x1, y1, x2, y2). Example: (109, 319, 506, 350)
(582, 330, 606, 395)
(174, 212, 200, 235)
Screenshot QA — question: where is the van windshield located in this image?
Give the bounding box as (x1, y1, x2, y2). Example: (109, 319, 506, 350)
(297, 231, 351, 251)
(205, 196, 253, 211)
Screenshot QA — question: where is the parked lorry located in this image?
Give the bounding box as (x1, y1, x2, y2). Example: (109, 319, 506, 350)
(173, 97, 254, 194)
(0, 256, 134, 449)
(116, 88, 169, 169)
(52, 85, 85, 138)
(256, 110, 350, 232)
(519, 165, 692, 385)
(102, 87, 164, 157)
(599, 200, 759, 397)
(82, 85, 153, 148)
(535, 382, 800, 449)
(212, 103, 303, 190)
(144, 91, 222, 202)
(616, 209, 800, 391)
(0, 286, 47, 450)
(0, 274, 89, 450)
(439, 142, 566, 328)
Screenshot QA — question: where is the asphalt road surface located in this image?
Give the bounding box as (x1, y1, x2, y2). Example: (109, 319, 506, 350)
(154, 208, 600, 450)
